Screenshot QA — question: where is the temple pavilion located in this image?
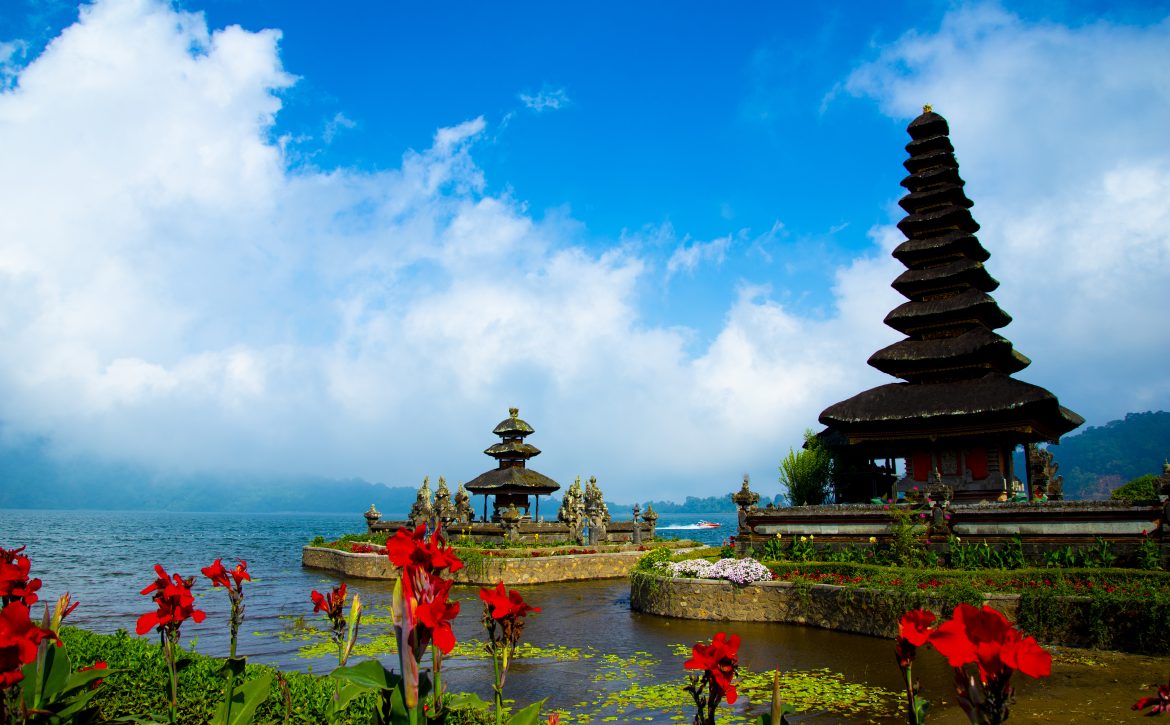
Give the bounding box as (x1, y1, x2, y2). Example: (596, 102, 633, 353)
(818, 107, 1083, 503)
(465, 407, 561, 521)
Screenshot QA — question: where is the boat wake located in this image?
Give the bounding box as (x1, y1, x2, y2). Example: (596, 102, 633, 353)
(658, 522, 722, 530)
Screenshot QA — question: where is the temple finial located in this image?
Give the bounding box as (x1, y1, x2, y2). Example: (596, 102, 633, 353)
(923, 104, 933, 114)
(509, 407, 519, 418)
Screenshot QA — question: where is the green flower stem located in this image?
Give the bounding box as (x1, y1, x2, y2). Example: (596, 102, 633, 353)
(431, 646, 444, 719)
(162, 635, 179, 725)
(492, 649, 504, 725)
(902, 665, 920, 725)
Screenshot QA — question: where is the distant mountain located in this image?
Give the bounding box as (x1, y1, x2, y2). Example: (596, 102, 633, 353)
(1021, 411, 1169, 500)
(0, 437, 418, 516)
(614, 495, 737, 514)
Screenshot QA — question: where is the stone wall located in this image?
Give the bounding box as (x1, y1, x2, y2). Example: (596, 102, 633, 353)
(736, 500, 1168, 567)
(628, 573, 1020, 638)
(302, 546, 653, 585)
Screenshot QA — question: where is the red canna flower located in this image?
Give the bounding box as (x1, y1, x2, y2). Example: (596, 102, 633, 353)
(927, 603, 1051, 724)
(311, 583, 347, 624)
(0, 601, 58, 689)
(479, 582, 541, 621)
(929, 603, 1051, 682)
(0, 546, 42, 607)
(899, 609, 936, 647)
(684, 631, 741, 705)
(387, 525, 464, 575)
(203, 559, 250, 592)
(204, 559, 251, 657)
(230, 560, 250, 588)
(414, 577, 460, 655)
(1134, 677, 1170, 716)
(136, 564, 206, 638)
(202, 559, 232, 589)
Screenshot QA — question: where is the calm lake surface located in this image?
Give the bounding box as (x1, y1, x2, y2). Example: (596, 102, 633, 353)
(2, 508, 1163, 723)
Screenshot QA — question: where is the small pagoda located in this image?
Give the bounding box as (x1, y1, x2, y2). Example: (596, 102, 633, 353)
(465, 407, 561, 521)
(819, 107, 1083, 502)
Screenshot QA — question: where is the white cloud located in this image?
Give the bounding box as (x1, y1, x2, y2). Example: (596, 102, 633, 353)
(843, 3, 1170, 424)
(322, 111, 356, 143)
(665, 234, 732, 279)
(1, 0, 1165, 506)
(3, 0, 871, 501)
(519, 86, 570, 112)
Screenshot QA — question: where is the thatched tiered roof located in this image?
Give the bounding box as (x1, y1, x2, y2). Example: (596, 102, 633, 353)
(819, 108, 1082, 450)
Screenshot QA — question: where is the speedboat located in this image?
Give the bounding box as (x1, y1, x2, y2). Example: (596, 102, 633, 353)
(697, 520, 721, 528)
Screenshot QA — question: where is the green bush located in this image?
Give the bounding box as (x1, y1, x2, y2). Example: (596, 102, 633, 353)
(1111, 473, 1161, 501)
(778, 430, 832, 506)
(57, 628, 493, 724)
(634, 546, 675, 571)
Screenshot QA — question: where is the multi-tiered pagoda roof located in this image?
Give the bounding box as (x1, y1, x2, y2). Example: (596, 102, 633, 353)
(466, 408, 560, 520)
(819, 108, 1081, 499)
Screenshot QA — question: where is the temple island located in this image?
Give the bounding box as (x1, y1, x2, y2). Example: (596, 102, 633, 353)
(302, 407, 689, 584)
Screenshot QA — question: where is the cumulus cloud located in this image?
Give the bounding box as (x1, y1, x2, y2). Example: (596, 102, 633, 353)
(0, 0, 889, 501)
(843, 3, 1170, 422)
(1, 0, 1164, 504)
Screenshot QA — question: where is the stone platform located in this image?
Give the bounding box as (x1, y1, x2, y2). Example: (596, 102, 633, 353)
(302, 543, 695, 585)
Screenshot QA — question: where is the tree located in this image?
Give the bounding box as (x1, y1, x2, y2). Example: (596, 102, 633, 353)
(779, 430, 832, 506)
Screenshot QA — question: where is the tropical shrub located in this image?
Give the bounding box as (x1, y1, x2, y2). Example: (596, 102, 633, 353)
(778, 430, 832, 506)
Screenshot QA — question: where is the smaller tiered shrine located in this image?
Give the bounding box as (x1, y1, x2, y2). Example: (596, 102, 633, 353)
(465, 407, 561, 521)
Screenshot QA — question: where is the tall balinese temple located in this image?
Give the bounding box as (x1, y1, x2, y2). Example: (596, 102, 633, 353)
(465, 407, 561, 521)
(819, 107, 1083, 503)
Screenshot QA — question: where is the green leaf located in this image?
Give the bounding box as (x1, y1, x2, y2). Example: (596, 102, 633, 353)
(445, 691, 492, 711)
(223, 673, 272, 725)
(330, 658, 400, 691)
(217, 655, 248, 679)
(505, 698, 549, 725)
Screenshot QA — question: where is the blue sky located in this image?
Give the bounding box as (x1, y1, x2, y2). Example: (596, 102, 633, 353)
(1, 0, 1168, 502)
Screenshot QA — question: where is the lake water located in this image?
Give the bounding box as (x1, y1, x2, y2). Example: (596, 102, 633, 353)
(1, 508, 1161, 723)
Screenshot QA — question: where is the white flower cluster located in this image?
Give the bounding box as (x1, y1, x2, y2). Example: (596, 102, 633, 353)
(660, 558, 714, 578)
(658, 557, 772, 584)
(707, 558, 773, 584)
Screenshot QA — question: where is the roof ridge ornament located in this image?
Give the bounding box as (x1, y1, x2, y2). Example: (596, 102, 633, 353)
(923, 103, 933, 114)
(509, 407, 519, 418)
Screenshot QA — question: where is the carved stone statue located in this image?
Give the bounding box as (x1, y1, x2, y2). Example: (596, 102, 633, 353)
(1034, 448, 1064, 500)
(585, 476, 610, 524)
(408, 476, 434, 528)
(500, 503, 522, 543)
(559, 476, 583, 524)
(454, 482, 474, 524)
(730, 474, 760, 532)
(433, 476, 455, 524)
(641, 503, 658, 540)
